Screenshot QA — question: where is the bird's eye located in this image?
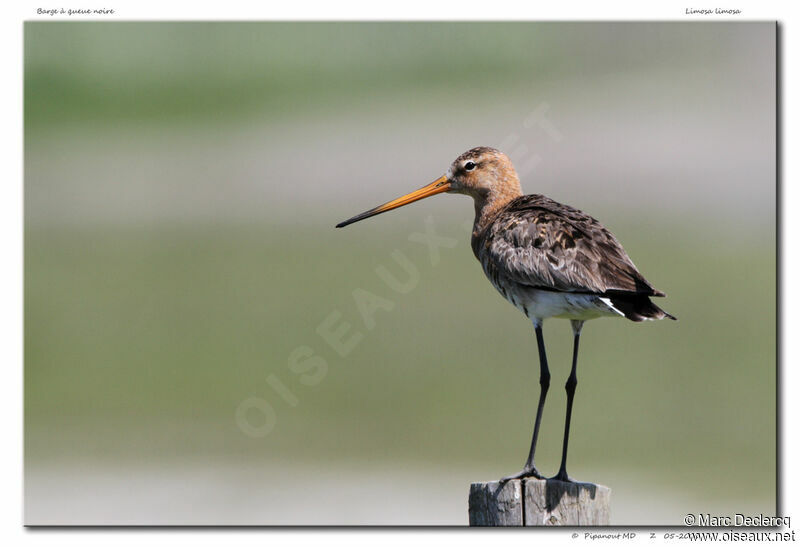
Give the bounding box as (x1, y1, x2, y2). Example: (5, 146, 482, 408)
(464, 161, 476, 171)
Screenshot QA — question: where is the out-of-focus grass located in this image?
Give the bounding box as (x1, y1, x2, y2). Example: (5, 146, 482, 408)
(25, 22, 746, 128)
(25, 221, 775, 507)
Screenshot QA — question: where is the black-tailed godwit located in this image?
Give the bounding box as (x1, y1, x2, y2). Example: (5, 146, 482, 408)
(336, 146, 675, 482)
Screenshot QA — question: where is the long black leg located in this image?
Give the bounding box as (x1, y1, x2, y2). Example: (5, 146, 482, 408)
(501, 321, 550, 481)
(552, 320, 584, 482)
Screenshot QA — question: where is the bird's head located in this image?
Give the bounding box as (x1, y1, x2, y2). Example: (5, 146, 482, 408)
(445, 147, 522, 200)
(336, 146, 522, 228)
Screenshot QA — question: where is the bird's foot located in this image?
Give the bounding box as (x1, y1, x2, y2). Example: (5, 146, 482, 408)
(549, 470, 576, 483)
(499, 466, 545, 482)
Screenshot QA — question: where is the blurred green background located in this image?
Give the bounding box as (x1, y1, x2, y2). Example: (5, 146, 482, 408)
(24, 22, 776, 525)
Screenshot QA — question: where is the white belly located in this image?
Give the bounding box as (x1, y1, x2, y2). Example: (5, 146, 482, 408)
(497, 281, 623, 322)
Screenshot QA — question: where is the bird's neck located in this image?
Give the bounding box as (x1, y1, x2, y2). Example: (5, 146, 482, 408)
(471, 184, 523, 236)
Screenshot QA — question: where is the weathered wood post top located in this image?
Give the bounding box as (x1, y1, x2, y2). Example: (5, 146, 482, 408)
(468, 479, 611, 526)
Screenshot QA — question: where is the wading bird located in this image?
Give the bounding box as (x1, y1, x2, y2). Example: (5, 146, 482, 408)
(336, 147, 674, 482)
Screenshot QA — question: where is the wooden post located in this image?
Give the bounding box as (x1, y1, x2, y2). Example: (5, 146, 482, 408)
(468, 480, 523, 526)
(468, 479, 611, 526)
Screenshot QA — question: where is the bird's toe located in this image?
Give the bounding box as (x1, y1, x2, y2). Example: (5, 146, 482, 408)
(500, 467, 545, 482)
(549, 471, 576, 483)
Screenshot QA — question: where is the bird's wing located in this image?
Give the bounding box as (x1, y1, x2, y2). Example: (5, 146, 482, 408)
(477, 195, 662, 296)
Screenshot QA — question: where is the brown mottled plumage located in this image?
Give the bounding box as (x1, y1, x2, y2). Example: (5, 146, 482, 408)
(443, 146, 674, 323)
(472, 194, 674, 322)
(336, 146, 674, 482)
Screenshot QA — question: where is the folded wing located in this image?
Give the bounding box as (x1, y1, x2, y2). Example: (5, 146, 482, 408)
(476, 195, 665, 297)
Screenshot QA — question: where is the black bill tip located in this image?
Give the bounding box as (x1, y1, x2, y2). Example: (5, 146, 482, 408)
(335, 216, 361, 229)
(334, 207, 384, 229)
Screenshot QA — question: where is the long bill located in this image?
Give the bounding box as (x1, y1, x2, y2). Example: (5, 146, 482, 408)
(335, 175, 451, 228)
